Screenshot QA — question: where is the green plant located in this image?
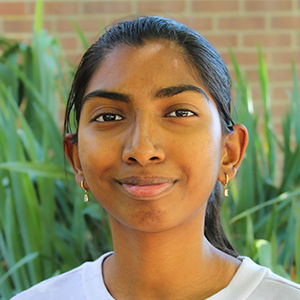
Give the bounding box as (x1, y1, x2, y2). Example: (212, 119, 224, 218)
(222, 49, 300, 283)
(0, 2, 112, 299)
(1, 1, 299, 298)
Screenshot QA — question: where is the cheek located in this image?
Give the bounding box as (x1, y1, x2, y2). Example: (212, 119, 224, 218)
(179, 126, 222, 166)
(78, 130, 120, 181)
(179, 128, 223, 193)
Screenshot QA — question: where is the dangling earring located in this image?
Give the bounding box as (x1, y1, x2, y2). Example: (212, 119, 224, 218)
(81, 180, 89, 202)
(221, 174, 229, 197)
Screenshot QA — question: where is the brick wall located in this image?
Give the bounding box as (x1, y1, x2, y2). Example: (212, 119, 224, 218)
(1, 0, 300, 128)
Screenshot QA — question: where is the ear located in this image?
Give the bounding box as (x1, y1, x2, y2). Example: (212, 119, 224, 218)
(64, 133, 85, 188)
(218, 124, 248, 182)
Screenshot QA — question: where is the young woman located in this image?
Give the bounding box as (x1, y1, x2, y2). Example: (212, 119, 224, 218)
(12, 16, 300, 300)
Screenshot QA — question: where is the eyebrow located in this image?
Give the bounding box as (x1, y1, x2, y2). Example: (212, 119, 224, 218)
(155, 84, 210, 101)
(83, 90, 130, 103)
(83, 84, 210, 104)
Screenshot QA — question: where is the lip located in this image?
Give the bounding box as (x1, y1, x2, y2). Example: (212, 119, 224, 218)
(115, 176, 177, 199)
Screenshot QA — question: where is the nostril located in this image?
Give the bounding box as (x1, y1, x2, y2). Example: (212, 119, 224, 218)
(122, 144, 166, 166)
(150, 156, 159, 161)
(127, 156, 158, 163)
(128, 157, 137, 163)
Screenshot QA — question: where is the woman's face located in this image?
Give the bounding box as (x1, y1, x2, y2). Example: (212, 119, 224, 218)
(71, 41, 227, 232)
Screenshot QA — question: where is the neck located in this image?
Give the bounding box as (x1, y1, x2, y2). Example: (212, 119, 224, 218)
(103, 213, 240, 300)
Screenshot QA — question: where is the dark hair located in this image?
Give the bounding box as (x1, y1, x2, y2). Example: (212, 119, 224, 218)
(64, 16, 238, 257)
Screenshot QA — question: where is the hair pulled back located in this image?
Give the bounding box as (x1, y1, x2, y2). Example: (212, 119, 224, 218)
(64, 16, 238, 257)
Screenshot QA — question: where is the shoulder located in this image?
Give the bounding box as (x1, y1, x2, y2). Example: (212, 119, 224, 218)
(237, 257, 300, 299)
(251, 263, 300, 298)
(209, 256, 300, 300)
(10, 252, 113, 300)
(10, 264, 85, 300)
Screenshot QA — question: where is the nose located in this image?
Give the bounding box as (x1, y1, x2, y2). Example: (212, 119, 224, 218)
(122, 116, 165, 166)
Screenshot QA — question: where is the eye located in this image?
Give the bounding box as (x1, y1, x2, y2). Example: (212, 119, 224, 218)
(166, 109, 197, 117)
(95, 113, 123, 122)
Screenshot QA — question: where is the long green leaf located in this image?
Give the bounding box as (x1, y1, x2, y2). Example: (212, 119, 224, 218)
(0, 162, 73, 179)
(230, 188, 300, 223)
(0, 253, 39, 286)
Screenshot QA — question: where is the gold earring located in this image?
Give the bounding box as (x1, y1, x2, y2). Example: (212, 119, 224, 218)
(81, 180, 89, 202)
(221, 174, 229, 197)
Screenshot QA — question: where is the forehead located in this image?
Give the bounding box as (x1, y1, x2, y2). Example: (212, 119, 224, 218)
(85, 40, 201, 95)
(105, 40, 185, 68)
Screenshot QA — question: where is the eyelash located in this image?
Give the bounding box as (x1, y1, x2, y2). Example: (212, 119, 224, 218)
(95, 113, 123, 122)
(165, 109, 197, 118)
(94, 109, 197, 123)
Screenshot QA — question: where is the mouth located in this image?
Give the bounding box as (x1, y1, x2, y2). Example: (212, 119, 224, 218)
(115, 177, 177, 199)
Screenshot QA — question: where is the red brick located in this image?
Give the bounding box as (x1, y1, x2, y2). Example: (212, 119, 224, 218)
(271, 87, 291, 100)
(56, 20, 74, 32)
(250, 86, 264, 101)
(4, 19, 52, 33)
(59, 37, 77, 51)
(218, 51, 231, 66)
(245, 0, 292, 11)
(84, 1, 131, 14)
(4, 20, 34, 33)
(66, 53, 82, 66)
(192, 0, 239, 12)
(0, 2, 26, 15)
(204, 34, 238, 48)
(28, 2, 36, 14)
(218, 17, 265, 30)
(245, 69, 260, 82)
(221, 52, 259, 65)
(137, 1, 185, 13)
(268, 69, 293, 82)
(272, 16, 300, 29)
(178, 17, 213, 31)
(61, 34, 98, 52)
(271, 103, 289, 119)
(243, 34, 291, 48)
(271, 52, 300, 65)
(85, 35, 100, 47)
(56, 19, 102, 33)
(44, 2, 79, 15)
(273, 96, 293, 108)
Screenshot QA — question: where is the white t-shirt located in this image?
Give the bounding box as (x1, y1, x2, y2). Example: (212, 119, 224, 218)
(11, 252, 300, 299)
